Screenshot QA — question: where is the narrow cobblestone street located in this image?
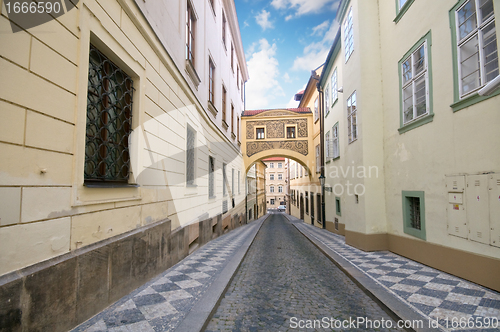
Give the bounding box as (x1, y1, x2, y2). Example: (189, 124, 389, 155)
(205, 213, 406, 332)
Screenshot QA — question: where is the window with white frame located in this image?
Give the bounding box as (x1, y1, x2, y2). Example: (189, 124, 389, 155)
(270, 174, 274, 180)
(325, 131, 331, 159)
(344, 7, 354, 62)
(270, 186, 275, 193)
(186, 1, 196, 66)
(269, 162, 274, 168)
(332, 123, 339, 158)
(401, 41, 429, 124)
(278, 173, 282, 180)
(314, 97, 319, 121)
(315, 144, 320, 173)
(278, 162, 282, 168)
(455, 0, 498, 97)
(278, 185, 283, 193)
(325, 84, 330, 115)
(331, 68, 338, 103)
(347, 91, 357, 143)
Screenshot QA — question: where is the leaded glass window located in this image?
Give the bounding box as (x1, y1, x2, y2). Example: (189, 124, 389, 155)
(85, 44, 133, 183)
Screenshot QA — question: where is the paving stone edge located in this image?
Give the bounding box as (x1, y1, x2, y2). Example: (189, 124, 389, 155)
(174, 214, 270, 332)
(287, 216, 441, 332)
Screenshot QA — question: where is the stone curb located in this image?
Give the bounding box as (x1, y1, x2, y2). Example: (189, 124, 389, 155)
(285, 215, 440, 332)
(174, 214, 270, 332)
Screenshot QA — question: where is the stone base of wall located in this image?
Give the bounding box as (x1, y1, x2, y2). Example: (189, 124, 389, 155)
(344, 230, 500, 293)
(325, 221, 345, 236)
(0, 211, 247, 332)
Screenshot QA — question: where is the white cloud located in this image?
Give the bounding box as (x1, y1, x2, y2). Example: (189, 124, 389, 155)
(285, 14, 294, 21)
(272, 0, 340, 18)
(283, 72, 293, 83)
(292, 20, 340, 72)
(286, 96, 299, 108)
(311, 20, 329, 36)
(255, 10, 273, 31)
(245, 39, 285, 110)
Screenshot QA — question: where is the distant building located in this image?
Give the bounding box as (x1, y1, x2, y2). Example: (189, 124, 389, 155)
(262, 157, 288, 209)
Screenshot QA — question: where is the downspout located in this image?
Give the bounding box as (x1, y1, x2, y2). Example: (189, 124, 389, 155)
(317, 82, 326, 229)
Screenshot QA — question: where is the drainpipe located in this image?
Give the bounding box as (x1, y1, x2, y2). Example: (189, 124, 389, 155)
(317, 82, 326, 229)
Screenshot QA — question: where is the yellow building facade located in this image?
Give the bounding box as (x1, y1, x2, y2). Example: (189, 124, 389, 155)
(320, 0, 500, 291)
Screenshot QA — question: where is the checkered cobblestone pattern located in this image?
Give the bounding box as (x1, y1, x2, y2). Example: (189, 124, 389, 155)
(294, 221, 500, 332)
(72, 221, 262, 332)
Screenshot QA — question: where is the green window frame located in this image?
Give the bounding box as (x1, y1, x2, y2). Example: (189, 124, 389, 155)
(398, 31, 434, 134)
(449, 0, 499, 112)
(402, 191, 426, 240)
(335, 197, 341, 216)
(394, 0, 416, 23)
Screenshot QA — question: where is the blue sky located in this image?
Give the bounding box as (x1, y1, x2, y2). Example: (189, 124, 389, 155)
(235, 0, 340, 110)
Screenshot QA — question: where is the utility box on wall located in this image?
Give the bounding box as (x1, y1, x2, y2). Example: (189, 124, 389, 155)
(489, 174, 500, 248)
(447, 173, 499, 247)
(446, 175, 467, 238)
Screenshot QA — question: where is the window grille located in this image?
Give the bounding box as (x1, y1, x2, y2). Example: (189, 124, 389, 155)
(85, 44, 133, 183)
(223, 163, 227, 196)
(408, 196, 421, 230)
(209, 156, 215, 198)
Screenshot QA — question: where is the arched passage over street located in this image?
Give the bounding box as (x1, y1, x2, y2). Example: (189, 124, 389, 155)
(241, 108, 315, 176)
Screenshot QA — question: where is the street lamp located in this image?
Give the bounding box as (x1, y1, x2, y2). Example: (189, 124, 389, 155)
(319, 174, 326, 229)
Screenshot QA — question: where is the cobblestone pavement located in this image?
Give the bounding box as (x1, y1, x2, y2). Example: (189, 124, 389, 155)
(291, 216, 500, 332)
(205, 213, 406, 332)
(71, 217, 265, 332)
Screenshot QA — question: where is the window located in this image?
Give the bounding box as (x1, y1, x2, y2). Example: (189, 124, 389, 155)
(325, 131, 331, 159)
(209, 58, 215, 105)
(332, 123, 339, 158)
(278, 162, 282, 168)
(256, 128, 265, 139)
(305, 192, 309, 214)
(331, 68, 338, 104)
(270, 186, 275, 193)
(186, 125, 196, 185)
(335, 197, 341, 216)
(209, 156, 215, 198)
(315, 144, 320, 173)
(401, 41, 428, 124)
(269, 162, 274, 168)
(231, 43, 234, 71)
(222, 85, 227, 123)
(398, 32, 433, 133)
(310, 194, 314, 219)
(347, 91, 357, 143)
(325, 84, 330, 115)
(232, 168, 235, 195)
(209, 0, 215, 14)
(399, 0, 408, 8)
(231, 103, 235, 134)
(278, 173, 282, 180)
(186, 2, 196, 66)
(344, 7, 354, 62)
(270, 198, 275, 205)
(278, 185, 283, 193)
(223, 163, 227, 196)
(286, 126, 296, 138)
(222, 11, 226, 48)
(270, 174, 274, 180)
(317, 194, 322, 223)
(85, 45, 133, 183)
(237, 117, 240, 141)
(454, 0, 498, 98)
(395, 0, 415, 23)
(314, 97, 319, 121)
(300, 165, 303, 177)
(402, 191, 426, 240)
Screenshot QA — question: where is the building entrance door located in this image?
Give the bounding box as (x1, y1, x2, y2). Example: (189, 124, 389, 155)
(300, 195, 304, 220)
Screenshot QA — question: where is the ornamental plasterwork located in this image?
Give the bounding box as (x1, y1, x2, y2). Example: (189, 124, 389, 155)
(246, 140, 309, 157)
(246, 119, 308, 139)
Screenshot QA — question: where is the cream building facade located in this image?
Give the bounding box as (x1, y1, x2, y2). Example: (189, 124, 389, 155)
(319, 0, 500, 292)
(246, 161, 267, 220)
(0, 0, 249, 330)
(262, 157, 287, 209)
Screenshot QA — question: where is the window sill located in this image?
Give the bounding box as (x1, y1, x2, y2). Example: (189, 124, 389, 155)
(331, 98, 338, 108)
(450, 89, 500, 113)
(231, 133, 236, 140)
(185, 60, 201, 88)
(209, 195, 216, 200)
(394, 0, 415, 23)
(208, 101, 218, 116)
(84, 182, 140, 188)
(398, 113, 434, 134)
(222, 120, 229, 130)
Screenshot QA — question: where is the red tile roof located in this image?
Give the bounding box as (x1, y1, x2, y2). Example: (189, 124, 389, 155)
(242, 107, 311, 117)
